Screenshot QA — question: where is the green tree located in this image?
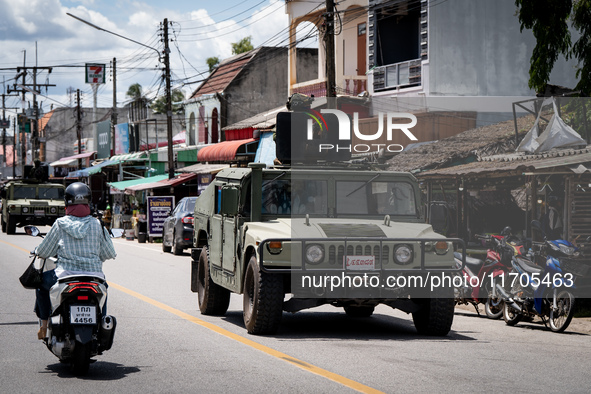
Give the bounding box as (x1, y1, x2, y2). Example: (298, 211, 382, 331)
(206, 56, 220, 72)
(515, 0, 591, 94)
(231, 36, 254, 55)
(151, 89, 185, 115)
(126, 83, 144, 100)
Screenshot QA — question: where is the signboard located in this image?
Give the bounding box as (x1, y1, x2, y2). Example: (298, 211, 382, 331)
(114, 123, 129, 154)
(0, 119, 10, 128)
(147, 196, 175, 237)
(96, 120, 111, 158)
(86, 63, 106, 84)
(198, 174, 213, 194)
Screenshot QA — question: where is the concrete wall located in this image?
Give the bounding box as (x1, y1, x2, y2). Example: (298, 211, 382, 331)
(226, 47, 318, 127)
(428, 0, 579, 96)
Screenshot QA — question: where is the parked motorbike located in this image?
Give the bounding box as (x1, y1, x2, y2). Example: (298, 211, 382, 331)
(26, 226, 117, 375)
(454, 231, 521, 319)
(496, 221, 583, 333)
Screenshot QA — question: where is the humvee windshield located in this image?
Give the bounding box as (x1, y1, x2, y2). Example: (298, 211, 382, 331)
(336, 181, 417, 216)
(259, 177, 416, 217)
(39, 187, 64, 200)
(13, 186, 36, 199)
(262, 179, 328, 215)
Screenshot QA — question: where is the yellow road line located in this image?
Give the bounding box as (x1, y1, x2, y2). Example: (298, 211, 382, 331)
(3, 238, 382, 393)
(109, 282, 384, 394)
(0, 239, 31, 253)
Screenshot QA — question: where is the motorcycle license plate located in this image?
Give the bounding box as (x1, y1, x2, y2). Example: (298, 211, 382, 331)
(70, 305, 97, 324)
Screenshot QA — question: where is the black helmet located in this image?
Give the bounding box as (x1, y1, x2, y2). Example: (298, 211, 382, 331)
(501, 226, 512, 236)
(64, 182, 91, 206)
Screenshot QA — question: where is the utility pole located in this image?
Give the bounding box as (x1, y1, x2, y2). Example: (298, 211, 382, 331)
(325, 0, 336, 100)
(163, 18, 174, 180)
(76, 89, 82, 170)
(111, 58, 117, 156)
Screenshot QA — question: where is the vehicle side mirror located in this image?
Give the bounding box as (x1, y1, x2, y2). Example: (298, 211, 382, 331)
(24, 226, 40, 237)
(220, 186, 239, 216)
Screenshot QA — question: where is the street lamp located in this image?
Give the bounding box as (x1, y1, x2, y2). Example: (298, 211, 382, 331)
(67, 12, 175, 180)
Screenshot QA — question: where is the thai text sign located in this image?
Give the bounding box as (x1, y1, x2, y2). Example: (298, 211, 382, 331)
(147, 196, 175, 236)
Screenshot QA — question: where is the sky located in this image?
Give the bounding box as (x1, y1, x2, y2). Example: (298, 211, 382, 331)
(0, 0, 318, 132)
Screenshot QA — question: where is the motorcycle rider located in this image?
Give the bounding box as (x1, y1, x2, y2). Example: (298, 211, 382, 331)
(34, 182, 117, 340)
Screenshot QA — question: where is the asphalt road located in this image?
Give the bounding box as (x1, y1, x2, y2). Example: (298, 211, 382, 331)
(1, 226, 590, 393)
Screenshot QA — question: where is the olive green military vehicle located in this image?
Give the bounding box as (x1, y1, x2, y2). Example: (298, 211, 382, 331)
(1, 179, 66, 234)
(190, 163, 464, 336)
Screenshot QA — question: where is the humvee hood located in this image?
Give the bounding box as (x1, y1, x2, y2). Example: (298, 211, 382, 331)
(246, 218, 438, 240)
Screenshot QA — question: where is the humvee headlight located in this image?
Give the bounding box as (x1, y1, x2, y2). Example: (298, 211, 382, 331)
(22, 207, 29, 213)
(393, 244, 413, 265)
(267, 241, 283, 255)
(50, 207, 57, 214)
(435, 241, 449, 255)
(305, 244, 324, 264)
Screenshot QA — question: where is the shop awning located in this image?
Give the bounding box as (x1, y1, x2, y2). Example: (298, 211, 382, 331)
(50, 151, 97, 167)
(176, 163, 229, 174)
(107, 175, 169, 191)
(197, 138, 258, 162)
(125, 173, 198, 193)
(67, 159, 121, 178)
(110, 151, 148, 162)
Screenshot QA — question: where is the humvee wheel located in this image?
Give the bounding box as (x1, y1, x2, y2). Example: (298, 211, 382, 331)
(6, 214, 16, 235)
(344, 305, 375, 318)
(412, 286, 454, 336)
(197, 247, 230, 315)
(243, 256, 283, 335)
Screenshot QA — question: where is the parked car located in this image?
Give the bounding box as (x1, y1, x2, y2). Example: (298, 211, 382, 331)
(162, 196, 197, 255)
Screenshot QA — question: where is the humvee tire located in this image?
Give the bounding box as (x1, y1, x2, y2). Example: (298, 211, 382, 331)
(344, 305, 375, 318)
(6, 214, 16, 235)
(197, 247, 230, 315)
(411, 287, 454, 336)
(243, 256, 283, 335)
(1, 216, 6, 233)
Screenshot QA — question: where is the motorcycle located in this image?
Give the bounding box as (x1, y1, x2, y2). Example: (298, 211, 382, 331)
(454, 232, 521, 319)
(26, 225, 118, 375)
(496, 221, 584, 333)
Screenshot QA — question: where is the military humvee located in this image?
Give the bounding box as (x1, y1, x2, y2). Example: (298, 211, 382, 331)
(1, 179, 66, 234)
(190, 162, 463, 336)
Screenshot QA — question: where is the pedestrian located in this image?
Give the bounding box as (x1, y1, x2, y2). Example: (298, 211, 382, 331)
(542, 195, 563, 240)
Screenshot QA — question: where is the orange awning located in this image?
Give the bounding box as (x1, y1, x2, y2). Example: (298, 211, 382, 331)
(197, 138, 257, 162)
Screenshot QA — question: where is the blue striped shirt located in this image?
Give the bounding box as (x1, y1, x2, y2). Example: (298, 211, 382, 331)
(36, 215, 117, 274)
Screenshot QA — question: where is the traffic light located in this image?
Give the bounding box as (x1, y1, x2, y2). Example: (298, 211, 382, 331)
(18, 114, 30, 133)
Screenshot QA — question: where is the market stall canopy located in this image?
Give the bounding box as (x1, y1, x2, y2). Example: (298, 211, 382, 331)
(125, 173, 198, 193)
(197, 138, 257, 162)
(50, 151, 97, 167)
(110, 151, 149, 162)
(176, 163, 229, 174)
(67, 159, 120, 178)
(107, 175, 169, 192)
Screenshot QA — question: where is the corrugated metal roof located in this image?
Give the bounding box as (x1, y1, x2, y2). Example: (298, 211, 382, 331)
(197, 138, 258, 162)
(190, 50, 258, 98)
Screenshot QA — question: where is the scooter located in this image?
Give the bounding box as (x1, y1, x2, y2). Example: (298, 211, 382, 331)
(496, 221, 582, 333)
(26, 225, 118, 375)
(454, 233, 520, 319)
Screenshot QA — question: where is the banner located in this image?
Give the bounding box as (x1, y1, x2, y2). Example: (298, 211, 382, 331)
(147, 196, 175, 237)
(114, 123, 129, 154)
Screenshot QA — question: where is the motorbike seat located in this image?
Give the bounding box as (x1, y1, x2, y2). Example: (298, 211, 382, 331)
(454, 252, 484, 271)
(57, 274, 106, 285)
(514, 256, 543, 275)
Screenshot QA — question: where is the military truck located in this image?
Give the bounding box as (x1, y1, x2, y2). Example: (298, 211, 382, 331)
(190, 163, 463, 336)
(1, 179, 66, 234)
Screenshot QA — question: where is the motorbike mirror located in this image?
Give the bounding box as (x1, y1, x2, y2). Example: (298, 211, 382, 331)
(24, 226, 40, 237)
(110, 228, 124, 238)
